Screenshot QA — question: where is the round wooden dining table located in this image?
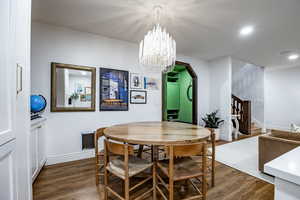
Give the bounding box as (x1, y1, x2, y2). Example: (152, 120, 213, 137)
(104, 121, 211, 160)
(104, 121, 210, 145)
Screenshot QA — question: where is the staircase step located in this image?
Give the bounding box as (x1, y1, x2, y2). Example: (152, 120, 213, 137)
(251, 127, 262, 135)
(251, 126, 261, 130)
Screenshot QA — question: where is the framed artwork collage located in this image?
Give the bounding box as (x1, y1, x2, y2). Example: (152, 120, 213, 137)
(51, 62, 159, 112)
(129, 73, 160, 105)
(99, 69, 159, 111)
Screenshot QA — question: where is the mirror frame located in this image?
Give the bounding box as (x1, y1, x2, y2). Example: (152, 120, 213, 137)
(51, 62, 96, 112)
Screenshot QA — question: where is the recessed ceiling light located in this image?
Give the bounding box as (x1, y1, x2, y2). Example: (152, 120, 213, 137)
(288, 54, 299, 61)
(239, 26, 254, 36)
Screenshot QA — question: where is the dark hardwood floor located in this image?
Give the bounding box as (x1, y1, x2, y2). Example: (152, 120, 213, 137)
(33, 147, 274, 200)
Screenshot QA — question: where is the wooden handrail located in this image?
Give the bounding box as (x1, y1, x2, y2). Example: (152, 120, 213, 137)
(231, 94, 251, 135)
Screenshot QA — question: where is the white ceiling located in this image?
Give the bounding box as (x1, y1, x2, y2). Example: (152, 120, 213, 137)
(32, 0, 300, 68)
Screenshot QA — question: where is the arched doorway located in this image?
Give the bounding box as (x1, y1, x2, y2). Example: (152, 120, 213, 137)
(162, 61, 198, 124)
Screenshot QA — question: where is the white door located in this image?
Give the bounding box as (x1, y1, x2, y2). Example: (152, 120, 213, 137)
(0, 140, 17, 200)
(0, 0, 15, 145)
(0, 0, 19, 199)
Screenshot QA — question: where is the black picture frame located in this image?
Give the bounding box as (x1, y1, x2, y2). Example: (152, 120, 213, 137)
(130, 90, 147, 104)
(99, 68, 129, 111)
(130, 73, 143, 89)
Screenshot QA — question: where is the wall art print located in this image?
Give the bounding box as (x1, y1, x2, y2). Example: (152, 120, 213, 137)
(130, 90, 147, 104)
(130, 73, 143, 89)
(144, 77, 159, 90)
(99, 68, 129, 111)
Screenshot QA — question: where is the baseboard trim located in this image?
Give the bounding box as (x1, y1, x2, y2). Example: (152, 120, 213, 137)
(33, 159, 47, 182)
(46, 149, 95, 166)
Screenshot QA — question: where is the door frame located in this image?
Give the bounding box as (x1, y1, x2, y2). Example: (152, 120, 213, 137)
(161, 61, 198, 125)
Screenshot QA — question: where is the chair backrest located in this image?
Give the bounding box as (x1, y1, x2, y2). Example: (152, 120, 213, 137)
(166, 142, 207, 157)
(166, 142, 208, 182)
(95, 128, 105, 139)
(95, 128, 106, 154)
(104, 139, 134, 156)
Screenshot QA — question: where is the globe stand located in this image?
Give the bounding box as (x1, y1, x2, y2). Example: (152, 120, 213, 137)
(30, 94, 47, 120)
(31, 113, 42, 120)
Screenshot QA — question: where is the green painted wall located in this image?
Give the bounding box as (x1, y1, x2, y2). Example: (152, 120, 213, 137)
(167, 82, 179, 110)
(178, 70, 193, 123)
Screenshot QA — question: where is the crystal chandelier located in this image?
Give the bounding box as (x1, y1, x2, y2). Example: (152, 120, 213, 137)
(139, 6, 176, 72)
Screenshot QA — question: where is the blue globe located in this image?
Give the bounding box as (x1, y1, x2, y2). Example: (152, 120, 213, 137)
(31, 95, 47, 113)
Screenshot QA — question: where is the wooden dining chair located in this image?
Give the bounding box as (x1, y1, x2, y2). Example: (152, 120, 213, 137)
(155, 142, 208, 200)
(194, 128, 216, 188)
(207, 128, 216, 187)
(104, 139, 155, 200)
(95, 127, 106, 185)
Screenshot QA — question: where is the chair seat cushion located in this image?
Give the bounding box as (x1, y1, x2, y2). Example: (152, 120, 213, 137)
(107, 156, 152, 179)
(158, 157, 204, 181)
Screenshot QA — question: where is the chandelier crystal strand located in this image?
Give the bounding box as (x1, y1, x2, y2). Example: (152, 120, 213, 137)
(139, 6, 176, 72)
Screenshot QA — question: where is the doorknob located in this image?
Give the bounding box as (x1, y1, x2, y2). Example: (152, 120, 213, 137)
(16, 64, 23, 95)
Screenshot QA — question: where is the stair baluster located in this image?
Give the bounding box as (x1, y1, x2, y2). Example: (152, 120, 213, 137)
(231, 95, 251, 135)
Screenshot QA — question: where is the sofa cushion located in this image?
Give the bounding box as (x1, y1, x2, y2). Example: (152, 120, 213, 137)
(271, 130, 300, 141)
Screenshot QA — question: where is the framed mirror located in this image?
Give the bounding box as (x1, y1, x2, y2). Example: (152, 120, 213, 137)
(51, 63, 96, 112)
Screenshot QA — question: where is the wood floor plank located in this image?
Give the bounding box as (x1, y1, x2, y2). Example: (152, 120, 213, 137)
(34, 139, 273, 200)
(33, 158, 274, 200)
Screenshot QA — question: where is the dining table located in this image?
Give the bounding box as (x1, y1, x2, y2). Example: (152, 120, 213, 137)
(103, 121, 211, 161)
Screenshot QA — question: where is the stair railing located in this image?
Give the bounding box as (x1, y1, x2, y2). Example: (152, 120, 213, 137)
(231, 94, 251, 135)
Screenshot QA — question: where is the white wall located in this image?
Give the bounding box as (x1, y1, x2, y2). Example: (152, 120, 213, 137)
(232, 59, 265, 128)
(265, 66, 300, 130)
(31, 22, 211, 165)
(208, 57, 232, 141)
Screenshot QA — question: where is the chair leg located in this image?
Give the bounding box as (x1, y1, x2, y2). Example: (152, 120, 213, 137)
(202, 143, 207, 200)
(95, 154, 99, 185)
(153, 164, 157, 200)
(169, 179, 174, 200)
(211, 158, 215, 187)
(211, 128, 216, 188)
(104, 169, 108, 200)
(125, 178, 130, 200)
(202, 175, 207, 200)
(96, 173, 99, 185)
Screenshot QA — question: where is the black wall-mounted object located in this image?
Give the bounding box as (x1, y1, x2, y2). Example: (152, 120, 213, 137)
(81, 132, 95, 150)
